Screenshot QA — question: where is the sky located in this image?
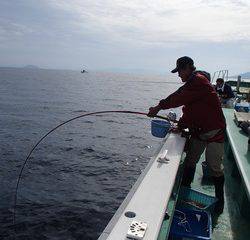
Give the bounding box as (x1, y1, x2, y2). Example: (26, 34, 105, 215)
(0, 0, 250, 75)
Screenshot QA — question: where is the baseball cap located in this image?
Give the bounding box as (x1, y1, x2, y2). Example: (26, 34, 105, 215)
(171, 56, 194, 73)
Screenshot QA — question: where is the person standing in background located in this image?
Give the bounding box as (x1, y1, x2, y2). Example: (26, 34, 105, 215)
(215, 78, 235, 106)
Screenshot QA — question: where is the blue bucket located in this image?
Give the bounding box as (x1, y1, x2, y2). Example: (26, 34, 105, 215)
(151, 120, 171, 138)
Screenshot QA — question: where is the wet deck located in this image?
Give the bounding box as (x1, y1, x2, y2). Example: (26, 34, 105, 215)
(158, 108, 250, 240)
(192, 151, 250, 240)
(190, 108, 250, 239)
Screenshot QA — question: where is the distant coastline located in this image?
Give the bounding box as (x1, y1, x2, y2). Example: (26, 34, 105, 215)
(0, 65, 41, 70)
(23, 65, 40, 69)
(231, 72, 250, 79)
(0, 66, 249, 79)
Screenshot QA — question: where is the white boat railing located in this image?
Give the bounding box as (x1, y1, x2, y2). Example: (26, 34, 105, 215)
(211, 70, 229, 84)
(98, 133, 186, 240)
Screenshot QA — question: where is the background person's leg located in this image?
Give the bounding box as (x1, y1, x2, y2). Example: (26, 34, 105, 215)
(182, 137, 206, 187)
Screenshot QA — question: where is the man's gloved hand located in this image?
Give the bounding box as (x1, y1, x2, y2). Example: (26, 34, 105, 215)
(181, 129, 191, 138)
(147, 105, 161, 117)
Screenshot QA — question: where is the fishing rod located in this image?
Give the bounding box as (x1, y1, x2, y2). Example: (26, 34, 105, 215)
(13, 110, 174, 227)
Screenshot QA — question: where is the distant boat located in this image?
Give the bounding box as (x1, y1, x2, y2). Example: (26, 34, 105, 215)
(81, 69, 87, 73)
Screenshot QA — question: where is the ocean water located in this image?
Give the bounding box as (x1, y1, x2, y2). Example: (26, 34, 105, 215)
(0, 67, 180, 239)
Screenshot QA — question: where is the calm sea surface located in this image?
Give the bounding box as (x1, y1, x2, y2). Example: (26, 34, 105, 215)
(0, 68, 180, 239)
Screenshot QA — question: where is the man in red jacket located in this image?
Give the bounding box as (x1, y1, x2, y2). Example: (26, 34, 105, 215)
(147, 56, 226, 214)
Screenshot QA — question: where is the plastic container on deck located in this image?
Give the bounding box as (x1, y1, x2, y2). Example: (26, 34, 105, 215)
(177, 187, 217, 213)
(234, 102, 250, 112)
(151, 120, 171, 138)
(169, 207, 212, 240)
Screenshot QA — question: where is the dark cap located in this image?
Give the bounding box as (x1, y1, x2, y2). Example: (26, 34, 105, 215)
(171, 56, 194, 73)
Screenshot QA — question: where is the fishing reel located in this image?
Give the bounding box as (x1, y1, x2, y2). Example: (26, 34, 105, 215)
(167, 111, 177, 121)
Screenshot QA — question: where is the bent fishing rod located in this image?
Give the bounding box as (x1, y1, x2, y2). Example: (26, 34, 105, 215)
(13, 110, 175, 226)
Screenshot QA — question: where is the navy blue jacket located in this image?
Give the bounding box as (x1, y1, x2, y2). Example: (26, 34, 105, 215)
(216, 83, 234, 99)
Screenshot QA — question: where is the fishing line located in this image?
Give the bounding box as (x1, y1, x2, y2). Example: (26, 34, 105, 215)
(13, 110, 172, 227)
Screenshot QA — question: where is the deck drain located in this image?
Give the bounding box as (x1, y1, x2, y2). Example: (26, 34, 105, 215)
(127, 220, 147, 240)
(125, 211, 136, 218)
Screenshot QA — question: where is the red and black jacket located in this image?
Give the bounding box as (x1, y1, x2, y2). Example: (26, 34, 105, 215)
(159, 72, 226, 142)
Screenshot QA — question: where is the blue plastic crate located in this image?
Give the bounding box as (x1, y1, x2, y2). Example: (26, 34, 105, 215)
(169, 207, 212, 240)
(177, 187, 217, 212)
(234, 103, 250, 112)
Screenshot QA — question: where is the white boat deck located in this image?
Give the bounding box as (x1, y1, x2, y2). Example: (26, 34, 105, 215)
(98, 133, 186, 240)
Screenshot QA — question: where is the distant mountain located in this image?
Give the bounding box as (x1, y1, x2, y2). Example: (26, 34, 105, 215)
(240, 72, 250, 78)
(23, 65, 40, 69)
(231, 72, 250, 78)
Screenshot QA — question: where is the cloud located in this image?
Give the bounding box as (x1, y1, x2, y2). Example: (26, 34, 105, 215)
(0, 0, 249, 73)
(1, 0, 250, 47)
(0, 18, 34, 42)
(46, 0, 250, 45)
